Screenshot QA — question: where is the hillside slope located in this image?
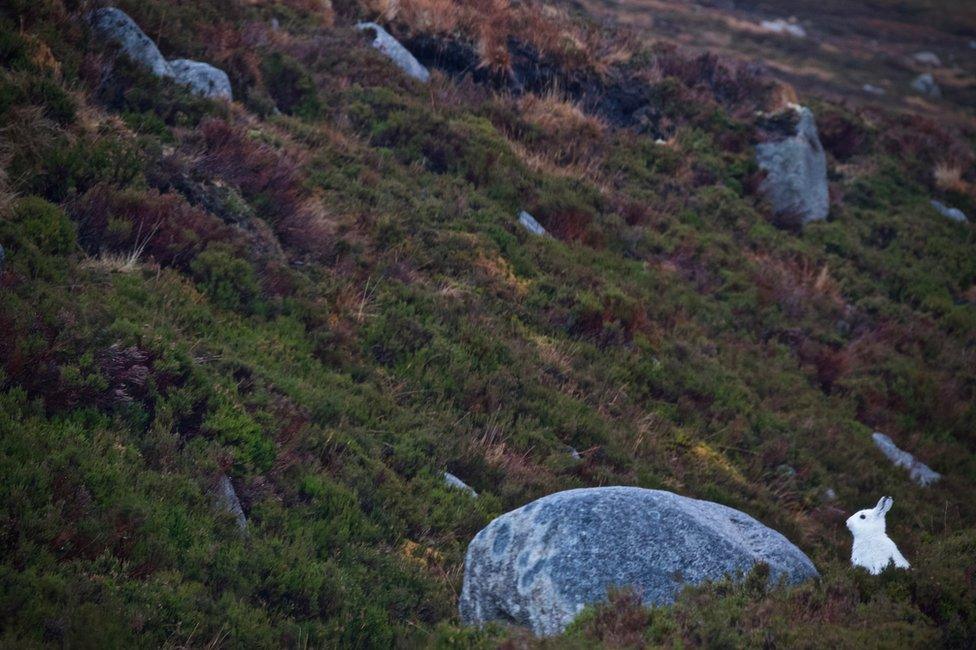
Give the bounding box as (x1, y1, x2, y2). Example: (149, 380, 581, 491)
(1, 0, 975, 647)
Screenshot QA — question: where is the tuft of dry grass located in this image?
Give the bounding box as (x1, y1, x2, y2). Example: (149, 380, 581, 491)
(519, 86, 604, 138)
(933, 163, 969, 194)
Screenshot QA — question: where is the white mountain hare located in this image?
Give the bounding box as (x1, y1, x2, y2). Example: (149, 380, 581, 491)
(846, 496, 910, 574)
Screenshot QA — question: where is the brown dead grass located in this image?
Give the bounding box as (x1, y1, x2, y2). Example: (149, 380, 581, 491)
(365, 0, 634, 75)
(933, 163, 970, 195)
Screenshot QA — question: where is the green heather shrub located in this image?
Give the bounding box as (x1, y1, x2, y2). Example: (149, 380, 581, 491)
(8, 196, 76, 255)
(96, 57, 226, 132)
(0, 71, 77, 125)
(9, 133, 143, 203)
(261, 51, 322, 119)
(190, 243, 265, 315)
(202, 401, 275, 473)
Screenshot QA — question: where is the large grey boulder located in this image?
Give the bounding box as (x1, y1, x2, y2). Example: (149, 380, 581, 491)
(756, 106, 830, 225)
(89, 8, 233, 100)
(460, 486, 818, 636)
(356, 22, 430, 83)
(90, 7, 173, 78)
(169, 59, 233, 100)
(872, 432, 941, 486)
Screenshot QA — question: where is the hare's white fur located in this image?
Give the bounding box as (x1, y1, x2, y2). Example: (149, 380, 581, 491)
(846, 496, 910, 574)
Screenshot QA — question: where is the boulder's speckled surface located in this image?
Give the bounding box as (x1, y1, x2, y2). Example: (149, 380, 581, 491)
(90, 7, 173, 78)
(169, 59, 233, 100)
(460, 486, 818, 636)
(756, 106, 829, 225)
(355, 22, 430, 83)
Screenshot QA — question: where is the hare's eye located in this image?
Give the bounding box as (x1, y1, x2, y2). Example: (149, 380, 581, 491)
(859, 514, 866, 519)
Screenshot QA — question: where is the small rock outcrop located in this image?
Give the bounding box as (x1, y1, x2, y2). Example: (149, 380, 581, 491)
(89, 7, 233, 100)
(862, 84, 886, 96)
(169, 59, 233, 100)
(911, 73, 941, 98)
(212, 474, 247, 530)
(459, 486, 818, 636)
(518, 210, 548, 237)
(90, 7, 172, 78)
(912, 51, 942, 67)
(872, 432, 941, 486)
(931, 200, 968, 223)
(759, 19, 807, 38)
(356, 22, 430, 83)
(756, 105, 830, 225)
(444, 472, 478, 497)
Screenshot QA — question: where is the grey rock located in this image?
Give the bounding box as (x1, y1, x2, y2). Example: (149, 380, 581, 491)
(911, 73, 941, 98)
(89, 8, 232, 101)
(89, 7, 173, 78)
(821, 487, 837, 503)
(756, 106, 830, 225)
(931, 200, 968, 223)
(862, 83, 886, 96)
(565, 446, 582, 460)
(169, 59, 233, 100)
(518, 210, 548, 237)
(212, 474, 247, 530)
(759, 19, 806, 38)
(355, 22, 430, 83)
(912, 51, 942, 67)
(444, 472, 478, 497)
(460, 486, 818, 636)
(872, 432, 941, 486)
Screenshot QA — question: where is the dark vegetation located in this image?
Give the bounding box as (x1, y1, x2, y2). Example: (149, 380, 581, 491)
(1, 0, 975, 646)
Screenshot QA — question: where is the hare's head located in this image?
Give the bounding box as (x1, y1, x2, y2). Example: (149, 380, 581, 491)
(846, 496, 893, 537)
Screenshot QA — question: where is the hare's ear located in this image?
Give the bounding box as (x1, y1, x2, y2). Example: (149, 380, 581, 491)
(874, 496, 893, 516)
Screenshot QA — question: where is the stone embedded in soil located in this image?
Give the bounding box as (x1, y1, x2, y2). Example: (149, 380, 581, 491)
(444, 472, 478, 497)
(931, 200, 968, 223)
(460, 486, 818, 636)
(169, 59, 233, 100)
(356, 22, 430, 83)
(872, 432, 941, 486)
(518, 210, 548, 237)
(756, 105, 830, 225)
(911, 73, 941, 98)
